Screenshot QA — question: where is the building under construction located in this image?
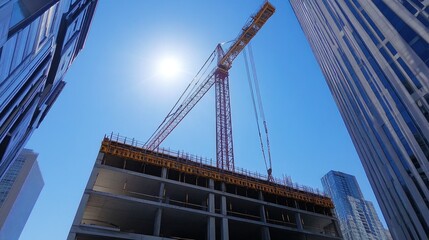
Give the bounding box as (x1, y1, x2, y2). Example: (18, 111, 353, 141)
(68, 2, 342, 239)
(67, 135, 342, 240)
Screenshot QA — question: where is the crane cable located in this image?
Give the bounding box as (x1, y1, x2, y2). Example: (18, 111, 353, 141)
(243, 48, 268, 171)
(249, 43, 273, 180)
(243, 43, 273, 181)
(145, 49, 217, 146)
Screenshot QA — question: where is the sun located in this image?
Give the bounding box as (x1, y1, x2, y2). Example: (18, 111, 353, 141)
(156, 56, 181, 79)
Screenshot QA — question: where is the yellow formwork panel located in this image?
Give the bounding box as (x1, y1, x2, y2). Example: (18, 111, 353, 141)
(100, 139, 334, 208)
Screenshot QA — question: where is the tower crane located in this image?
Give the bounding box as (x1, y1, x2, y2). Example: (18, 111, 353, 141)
(146, 2, 275, 178)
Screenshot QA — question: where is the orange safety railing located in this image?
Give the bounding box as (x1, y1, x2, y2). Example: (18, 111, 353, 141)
(101, 133, 334, 208)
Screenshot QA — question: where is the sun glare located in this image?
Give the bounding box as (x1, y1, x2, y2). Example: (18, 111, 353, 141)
(157, 56, 181, 79)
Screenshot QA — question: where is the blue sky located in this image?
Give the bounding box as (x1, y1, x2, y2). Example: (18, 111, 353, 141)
(20, 1, 386, 239)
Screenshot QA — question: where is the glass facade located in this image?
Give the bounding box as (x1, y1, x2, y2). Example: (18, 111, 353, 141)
(322, 171, 389, 240)
(0, 149, 43, 240)
(290, 0, 429, 239)
(0, 0, 98, 184)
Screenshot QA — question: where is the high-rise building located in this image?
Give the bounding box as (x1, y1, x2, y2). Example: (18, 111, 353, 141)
(322, 171, 389, 240)
(68, 135, 342, 240)
(0, 0, 98, 180)
(0, 149, 43, 240)
(289, 1, 429, 239)
(384, 229, 393, 240)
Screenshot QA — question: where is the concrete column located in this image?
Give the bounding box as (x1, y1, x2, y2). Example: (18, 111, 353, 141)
(153, 208, 162, 236)
(294, 200, 303, 231)
(207, 216, 216, 240)
(68, 193, 90, 240)
(295, 213, 303, 231)
(208, 192, 215, 212)
(158, 168, 166, 201)
(259, 192, 270, 240)
(207, 179, 216, 240)
(221, 183, 229, 240)
(96, 152, 104, 164)
(258, 192, 266, 223)
(70, 162, 100, 229)
(158, 169, 166, 203)
(153, 167, 168, 236)
(88, 161, 101, 189)
(72, 194, 90, 226)
(66, 232, 76, 240)
(158, 183, 165, 203)
(221, 194, 227, 215)
(333, 219, 342, 238)
(161, 167, 167, 178)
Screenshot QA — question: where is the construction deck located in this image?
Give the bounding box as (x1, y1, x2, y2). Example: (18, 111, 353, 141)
(101, 135, 333, 209)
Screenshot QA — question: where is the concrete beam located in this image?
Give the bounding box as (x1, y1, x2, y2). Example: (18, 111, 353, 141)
(69, 225, 175, 240)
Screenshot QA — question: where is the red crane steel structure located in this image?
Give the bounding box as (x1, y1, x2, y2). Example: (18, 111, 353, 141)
(146, 2, 275, 173)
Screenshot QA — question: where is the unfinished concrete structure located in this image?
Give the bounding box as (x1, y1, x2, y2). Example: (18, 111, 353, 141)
(68, 135, 342, 240)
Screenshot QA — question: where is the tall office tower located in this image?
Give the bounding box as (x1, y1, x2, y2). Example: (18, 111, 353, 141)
(68, 135, 342, 240)
(0, 149, 43, 240)
(384, 229, 393, 240)
(0, 0, 98, 179)
(322, 171, 388, 240)
(289, 1, 429, 239)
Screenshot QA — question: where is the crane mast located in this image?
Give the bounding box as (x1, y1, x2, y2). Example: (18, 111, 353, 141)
(146, 2, 275, 172)
(215, 45, 234, 171)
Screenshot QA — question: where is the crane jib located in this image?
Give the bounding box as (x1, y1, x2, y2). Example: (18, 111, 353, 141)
(146, 2, 276, 165)
(219, 2, 275, 70)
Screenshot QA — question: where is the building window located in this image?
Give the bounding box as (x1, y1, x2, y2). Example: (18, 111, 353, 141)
(389, 61, 414, 94)
(416, 13, 429, 27)
(8, 0, 54, 32)
(37, 4, 58, 47)
(397, 58, 422, 89)
(386, 42, 397, 55)
(402, 1, 418, 14)
(374, 0, 429, 67)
